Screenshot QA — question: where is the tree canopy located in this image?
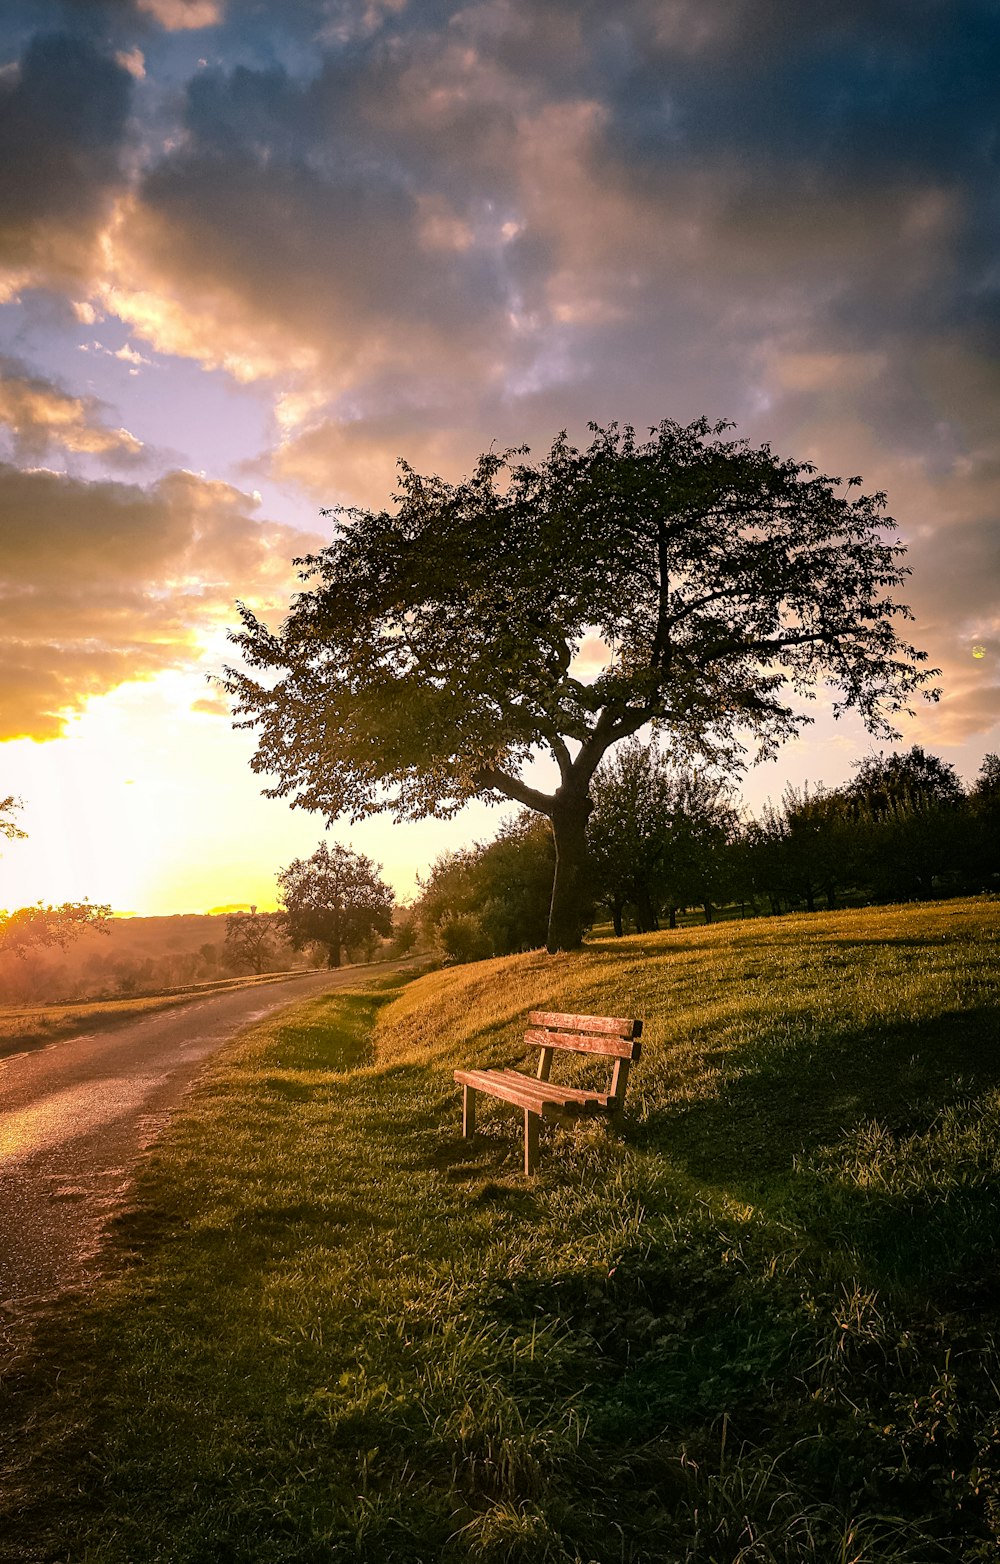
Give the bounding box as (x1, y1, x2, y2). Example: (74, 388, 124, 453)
(1, 794, 25, 843)
(0, 900, 111, 959)
(225, 906, 281, 974)
(226, 418, 934, 951)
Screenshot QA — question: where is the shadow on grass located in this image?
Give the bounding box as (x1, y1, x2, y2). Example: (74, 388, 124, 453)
(633, 1004, 1000, 1305)
(644, 1005, 1000, 1182)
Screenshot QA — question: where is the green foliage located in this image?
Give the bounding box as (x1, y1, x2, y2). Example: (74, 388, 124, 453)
(588, 740, 738, 931)
(226, 418, 933, 950)
(730, 746, 999, 914)
(417, 813, 555, 961)
(277, 841, 393, 968)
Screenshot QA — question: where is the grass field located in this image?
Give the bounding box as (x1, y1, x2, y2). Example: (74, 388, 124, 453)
(2, 898, 999, 1562)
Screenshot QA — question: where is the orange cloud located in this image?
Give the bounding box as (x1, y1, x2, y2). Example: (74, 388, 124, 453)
(0, 463, 322, 741)
(0, 358, 143, 461)
(136, 0, 222, 30)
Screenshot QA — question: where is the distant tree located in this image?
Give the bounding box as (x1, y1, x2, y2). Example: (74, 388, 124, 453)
(963, 753, 1000, 888)
(0, 795, 25, 842)
(475, 814, 555, 955)
(588, 742, 736, 931)
(658, 770, 739, 926)
(277, 842, 393, 969)
(224, 905, 280, 974)
(0, 901, 112, 959)
(849, 747, 964, 817)
(732, 807, 789, 917)
(389, 908, 419, 958)
(588, 740, 675, 933)
(847, 746, 965, 900)
(778, 783, 853, 912)
(225, 418, 934, 953)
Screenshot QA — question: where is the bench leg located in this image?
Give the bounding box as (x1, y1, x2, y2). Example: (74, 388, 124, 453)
(524, 1108, 539, 1175)
(462, 1083, 476, 1138)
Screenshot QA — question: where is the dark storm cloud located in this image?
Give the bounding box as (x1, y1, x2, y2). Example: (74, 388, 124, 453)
(0, 31, 133, 281)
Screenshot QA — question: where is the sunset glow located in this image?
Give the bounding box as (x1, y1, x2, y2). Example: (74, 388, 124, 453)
(1, 3, 997, 915)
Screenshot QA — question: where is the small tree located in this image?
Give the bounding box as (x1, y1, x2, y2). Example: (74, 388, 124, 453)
(658, 770, 739, 926)
(588, 740, 676, 934)
(277, 842, 393, 969)
(847, 746, 965, 900)
(226, 418, 934, 952)
(0, 901, 112, 959)
(224, 905, 280, 974)
(966, 753, 1000, 888)
(778, 783, 853, 912)
(588, 742, 737, 931)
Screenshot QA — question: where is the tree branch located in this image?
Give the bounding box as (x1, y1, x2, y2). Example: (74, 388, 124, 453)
(475, 766, 557, 817)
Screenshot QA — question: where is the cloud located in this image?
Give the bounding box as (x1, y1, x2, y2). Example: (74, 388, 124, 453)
(0, 462, 322, 740)
(0, 31, 133, 289)
(136, 0, 222, 29)
(0, 356, 144, 461)
(1, 0, 998, 750)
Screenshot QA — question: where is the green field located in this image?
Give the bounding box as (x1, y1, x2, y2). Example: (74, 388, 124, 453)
(3, 899, 999, 1562)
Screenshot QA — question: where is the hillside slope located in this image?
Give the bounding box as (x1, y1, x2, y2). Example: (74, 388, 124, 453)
(376, 898, 998, 1183)
(5, 897, 998, 1563)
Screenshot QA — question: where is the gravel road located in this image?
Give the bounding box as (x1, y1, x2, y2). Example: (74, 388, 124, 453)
(0, 965, 396, 1328)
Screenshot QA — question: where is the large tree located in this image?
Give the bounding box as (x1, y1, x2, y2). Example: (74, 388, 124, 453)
(226, 419, 933, 952)
(277, 841, 393, 968)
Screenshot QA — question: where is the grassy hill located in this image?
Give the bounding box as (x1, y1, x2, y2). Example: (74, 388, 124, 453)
(3, 898, 998, 1562)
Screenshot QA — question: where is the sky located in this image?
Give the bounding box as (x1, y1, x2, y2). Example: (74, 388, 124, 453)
(0, 0, 998, 915)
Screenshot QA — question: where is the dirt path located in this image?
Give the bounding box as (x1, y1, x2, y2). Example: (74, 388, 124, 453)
(0, 964, 402, 1329)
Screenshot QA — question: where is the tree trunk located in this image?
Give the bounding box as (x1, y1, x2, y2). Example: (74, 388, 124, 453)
(667, 905, 677, 929)
(547, 796, 592, 953)
(611, 899, 624, 937)
(703, 901, 713, 924)
(633, 887, 660, 933)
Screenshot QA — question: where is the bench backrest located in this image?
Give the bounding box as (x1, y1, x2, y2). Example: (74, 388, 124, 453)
(525, 1010, 642, 1106)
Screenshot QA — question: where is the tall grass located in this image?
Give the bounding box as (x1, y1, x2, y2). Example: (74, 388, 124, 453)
(2, 899, 998, 1562)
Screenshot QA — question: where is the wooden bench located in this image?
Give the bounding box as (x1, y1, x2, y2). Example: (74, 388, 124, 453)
(454, 1010, 643, 1174)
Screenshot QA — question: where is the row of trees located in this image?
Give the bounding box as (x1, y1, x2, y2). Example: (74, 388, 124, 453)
(737, 749, 999, 918)
(411, 744, 999, 960)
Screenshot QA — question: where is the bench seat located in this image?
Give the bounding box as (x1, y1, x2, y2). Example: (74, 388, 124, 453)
(453, 1067, 617, 1118)
(454, 1010, 642, 1173)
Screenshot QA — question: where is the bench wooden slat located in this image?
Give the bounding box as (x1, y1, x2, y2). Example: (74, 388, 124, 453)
(455, 1068, 615, 1112)
(454, 1069, 573, 1118)
(524, 1027, 641, 1061)
(528, 1010, 641, 1040)
(453, 1069, 610, 1119)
